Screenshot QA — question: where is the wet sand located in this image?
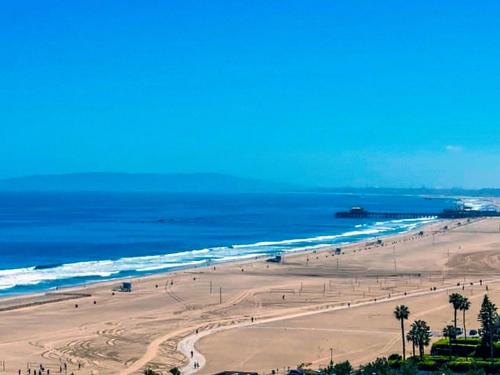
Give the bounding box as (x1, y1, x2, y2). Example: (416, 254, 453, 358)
(1, 218, 499, 374)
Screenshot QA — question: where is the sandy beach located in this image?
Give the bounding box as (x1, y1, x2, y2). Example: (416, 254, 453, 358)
(1, 217, 500, 374)
(4, 1, 500, 373)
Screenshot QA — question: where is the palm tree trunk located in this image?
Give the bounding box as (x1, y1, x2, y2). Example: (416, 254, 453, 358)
(463, 309, 467, 341)
(400, 319, 406, 360)
(419, 343, 424, 360)
(454, 308, 457, 330)
(412, 341, 415, 357)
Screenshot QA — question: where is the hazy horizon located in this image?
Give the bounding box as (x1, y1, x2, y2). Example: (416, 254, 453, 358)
(0, 171, 499, 191)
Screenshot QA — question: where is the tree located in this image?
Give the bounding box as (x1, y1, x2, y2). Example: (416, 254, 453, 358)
(333, 360, 353, 375)
(360, 357, 417, 375)
(406, 324, 417, 358)
(449, 293, 464, 330)
(144, 369, 160, 375)
(443, 325, 458, 358)
(397, 361, 418, 375)
(394, 305, 410, 360)
(460, 297, 471, 340)
(360, 357, 391, 375)
(412, 320, 431, 360)
(477, 294, 498, 359)
(321, 361, 334, 375)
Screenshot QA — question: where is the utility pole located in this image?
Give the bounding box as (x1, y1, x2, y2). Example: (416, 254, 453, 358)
(393, 246, 397, 273)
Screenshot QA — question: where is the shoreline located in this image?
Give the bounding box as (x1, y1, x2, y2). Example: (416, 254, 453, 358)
(0, 215, 440, 298)
(0, 217, 448, 309)
(0, 216, 496, 374)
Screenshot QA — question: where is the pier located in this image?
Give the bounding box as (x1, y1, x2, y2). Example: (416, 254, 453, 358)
(335, 206, 500, 220)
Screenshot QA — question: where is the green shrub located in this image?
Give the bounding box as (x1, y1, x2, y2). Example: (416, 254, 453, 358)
(333, 360, 353, 375)
(360, 357, 391, 374)
(433, 337, 480, 346)
(448, 357, 474, 372)
(475, 342, 500, 358)
(431, 339, 477, 357)
(395, 361, 418, 375)
(457, 338, 481, 345)
(388, 353, 402, 361)
(417, 356, 500, 373)
(417, 358, 438, 371)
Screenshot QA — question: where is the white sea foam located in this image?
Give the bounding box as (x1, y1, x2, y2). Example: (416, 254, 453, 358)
(232, 229, 381, 248)
(0, 216, 436, 292)
(459, 197, 496, 211)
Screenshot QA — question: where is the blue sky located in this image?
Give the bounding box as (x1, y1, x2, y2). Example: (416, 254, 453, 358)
(1, 1, 499, 188)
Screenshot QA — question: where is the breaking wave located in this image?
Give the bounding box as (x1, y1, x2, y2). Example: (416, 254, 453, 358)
(0, 216, 436, 293)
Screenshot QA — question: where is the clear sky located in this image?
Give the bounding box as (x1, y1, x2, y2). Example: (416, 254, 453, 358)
(1, 1, 499, 188)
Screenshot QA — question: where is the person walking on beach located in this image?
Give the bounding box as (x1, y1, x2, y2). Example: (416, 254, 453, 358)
(190, 350, 194, 358)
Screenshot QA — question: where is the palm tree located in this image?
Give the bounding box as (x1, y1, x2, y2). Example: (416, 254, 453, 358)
(443, 324, 457, 358)
(413, 320, 432, 360)
(460, 297, 471, 340)
(406, 323, 417, 358)
(449, 293, 464, 330)
(394, 305, 410, 360)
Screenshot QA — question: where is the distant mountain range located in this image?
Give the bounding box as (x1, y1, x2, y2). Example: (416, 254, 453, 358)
(0, 172, 499, 196)
(0, 173, 297, 193)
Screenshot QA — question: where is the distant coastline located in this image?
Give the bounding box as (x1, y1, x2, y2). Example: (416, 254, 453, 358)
(1, 172, 499, 196)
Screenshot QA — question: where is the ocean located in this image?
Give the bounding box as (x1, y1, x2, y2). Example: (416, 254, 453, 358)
(0, 192, 457, 295)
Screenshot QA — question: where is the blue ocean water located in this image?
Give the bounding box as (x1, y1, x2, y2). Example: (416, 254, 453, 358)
(0, 192, 456, 295)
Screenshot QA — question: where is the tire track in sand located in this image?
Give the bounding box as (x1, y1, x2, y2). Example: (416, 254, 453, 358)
(177, 279, 500, 375)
